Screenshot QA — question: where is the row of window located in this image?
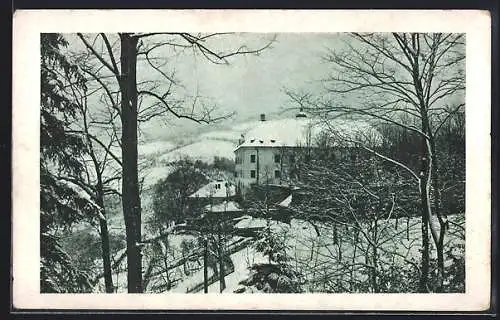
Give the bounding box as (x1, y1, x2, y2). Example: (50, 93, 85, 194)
(213, 183, 229, 190)
(234, 170, 281, 179)
(238, 154, 285, 164)
(242, 154, 295, 164)
(236, 151, 357, 169)
(250, 154, 281, 163)
(235, 153, 296, 165)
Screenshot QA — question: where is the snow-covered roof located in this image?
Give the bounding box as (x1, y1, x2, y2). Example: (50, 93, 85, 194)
(234, 117, 382, 151)
(234, 217, 268, 229)
(234, 217, 290, 231)
(205, 200, 242, 213)
(277, 194, 293, 208)
(188, 180, 236, 199)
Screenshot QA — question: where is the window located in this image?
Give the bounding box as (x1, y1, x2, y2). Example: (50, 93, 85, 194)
(234, 171, 238, 178)
(215, 184, 221, 189)
(341, 151, 349, 161)
(250, 170, 256, 178)
(289, 154, 296, 163)
(274, 154, 281, 163)
(274, 170, 281, 178)
(250, 154, 256, 163)
(350, 153, 357, 162)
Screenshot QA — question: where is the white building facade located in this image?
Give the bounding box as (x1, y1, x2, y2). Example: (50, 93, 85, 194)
(234, 111, 312, 190)
(233, 111, 382, 192)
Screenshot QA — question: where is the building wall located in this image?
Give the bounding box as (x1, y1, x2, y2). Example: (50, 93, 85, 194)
(234, 145, 351, 193)
(234, 146, 300, 190)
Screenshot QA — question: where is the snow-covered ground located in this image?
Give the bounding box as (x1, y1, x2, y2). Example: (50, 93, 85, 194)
(98, 213, 465, 293)
(163, 242, 267, 293)
(91, 117, 465, 293)
(141, 166, 176, 190)
(199, 130, 240, 143)
(208, 246, 268, 293)
(158, 140, 236, 164)
(231, 120, 264, 132)
(139, 140, 176, 157)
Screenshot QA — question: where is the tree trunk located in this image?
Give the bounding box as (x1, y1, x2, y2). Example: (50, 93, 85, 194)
(406, 216, 410, 241)
(119, 33, 142, 293)
(82, 93, 114, 293)
(418, 157, 431, 293)
(182, 253, 189, 275)
(418, 111, 437, 293)
(350, 228, 359, 290)
(333, 222, 338, 245)
(218, 231, 226, 293)
(423, 129, 446, 292)
(203, 238, 208, 293)
(266, 211, 272, 264)
(337, 233, 342, 263)
(163, 236, 171, 290)
(430, 139, 446, 292)
(98, 211, 114, 293)
(90, 156, 114, 293)
(436, 234, 445, 291)
(372, 218, 379, 293)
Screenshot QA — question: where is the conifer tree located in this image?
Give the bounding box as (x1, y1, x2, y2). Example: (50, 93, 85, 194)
(40, 33, 100, 292)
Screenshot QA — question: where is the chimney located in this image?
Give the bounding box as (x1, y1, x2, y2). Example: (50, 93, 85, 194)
(296, 107, 307, 118)
(260, 113, 266, 121)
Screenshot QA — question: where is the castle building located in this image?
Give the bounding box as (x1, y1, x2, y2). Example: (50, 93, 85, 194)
(233, 110, 382, 193)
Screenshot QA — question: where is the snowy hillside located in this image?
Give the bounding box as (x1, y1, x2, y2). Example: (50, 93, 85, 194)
(139, 141, 176, 157)
(158, 140, 237, 164)
(99, 213, 465, 294)
(141, 166, 176, 190)
(138, 115, 380, 189)
(199, 130, 240, 143)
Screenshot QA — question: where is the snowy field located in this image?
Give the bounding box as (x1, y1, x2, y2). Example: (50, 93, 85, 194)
(97, 213, 465, 293)
(92, 118, 465, 293)
(167, 245, 267, 293)
(199, 130, 240, 143)
(140, 166, 176, 190)
(138, 140, 176, 157)
(158, 140, 236, 164)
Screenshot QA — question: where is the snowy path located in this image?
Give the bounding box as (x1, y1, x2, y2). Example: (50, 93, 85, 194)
(169, 244, 267, 293)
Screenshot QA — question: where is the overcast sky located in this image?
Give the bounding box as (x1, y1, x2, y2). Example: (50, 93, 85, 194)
(65, 32, 464, 144)
(67, 33, 346, 142)
(138, 33, 346, 141)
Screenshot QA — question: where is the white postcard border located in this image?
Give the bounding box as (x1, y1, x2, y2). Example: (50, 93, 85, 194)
(12, 9, 491, 311)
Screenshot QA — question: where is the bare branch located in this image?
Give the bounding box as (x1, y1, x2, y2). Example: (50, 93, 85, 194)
(100, 33, 120, 75)
(77, 33, 119, 77)
(358, 144, 420, 182)
(138, 90, 232, 124)
(66, 130, 122, 167)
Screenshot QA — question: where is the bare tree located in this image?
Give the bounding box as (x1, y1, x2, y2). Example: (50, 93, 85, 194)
(73, 33, 275, 292)
(289, 146, 428, 293)
(61, 73, 123, 293)
(287, 32, 464, 292)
